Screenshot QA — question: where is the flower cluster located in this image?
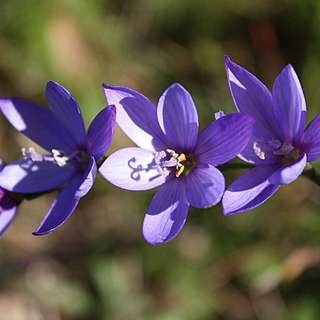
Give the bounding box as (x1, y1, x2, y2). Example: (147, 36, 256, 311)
(0, 56, 319, 245)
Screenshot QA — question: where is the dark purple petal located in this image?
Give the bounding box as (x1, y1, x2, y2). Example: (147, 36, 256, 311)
(223, 165, 280, 215)
(33, 159, 95, 235)
(195, 113, 254, 166)
(0, 206, 19, 236)
(86, 105, 116, 159)
(269, 153, 307, 185)
(99, 147, 167, 191)
(157, 83, 199, 153)
(225, 56, 280, 137)
(46, 81, 87, 148)
(102, 84, 166, 150)
(0, 157, 75, 193)
(0, 98, 78, 153)
(75, 157, 97, 198)
(186, 164, 225, 208)
(300, 114, 320, 162)
(272, 65, 306, 143)
(33, 184, 80, 235)
(143, 178, 189, 245)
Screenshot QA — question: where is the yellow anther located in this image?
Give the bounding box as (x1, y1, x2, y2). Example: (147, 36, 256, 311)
(177, 153, 187, 162)
(176, 165, 185, 177)
(175, 153, 187, 177)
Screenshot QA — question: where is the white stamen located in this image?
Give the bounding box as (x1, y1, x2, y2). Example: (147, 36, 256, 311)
(154, 150, 166, 165)
(52, 149, 69, 167)
(154, 149, 185, 176)
(21, 147, 44, 161)
(253, 141, 265, 160)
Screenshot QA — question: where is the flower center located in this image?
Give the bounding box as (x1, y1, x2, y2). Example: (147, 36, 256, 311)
(252, 139, 300, 164)
(22, 147, 89, 169)
(154, 149, 195, 177)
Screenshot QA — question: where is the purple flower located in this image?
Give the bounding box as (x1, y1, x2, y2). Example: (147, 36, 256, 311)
(222, 56, 320, 214)
(0, 81, 116, 235)
(0, 160, 21, 236)
(99, 83, 254, 244)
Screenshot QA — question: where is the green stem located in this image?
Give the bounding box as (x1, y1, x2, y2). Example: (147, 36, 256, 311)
(302, 163, 320, 187)
(96, 155, 108, 168)
(218, 162, 255, 172)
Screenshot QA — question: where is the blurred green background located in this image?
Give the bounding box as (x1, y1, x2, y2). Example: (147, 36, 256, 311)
(1, 0, 320, 319)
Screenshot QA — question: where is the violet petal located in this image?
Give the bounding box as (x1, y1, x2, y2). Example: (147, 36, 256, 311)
(223, 165, 280, 215)
(0, 98, 77, 153)
(269, 153, 307, 185)
(225, 56, 280, 137)
(99, 147, 167, 191)
(86, 105, 116, 159)
(157, 83, 199, 153)
(300, 114, 320, 162)
(46, 81, 87, 148)
(75, 157, 97, 198)
(143, 178, 189, 245)
(102, 84, 166, 150)
(186, 164, 225, 208)
(32, 159, 95, 235)
(195, 113, 254, 166)
(0, 157, 75, 193)
(272, 65, 306, 143)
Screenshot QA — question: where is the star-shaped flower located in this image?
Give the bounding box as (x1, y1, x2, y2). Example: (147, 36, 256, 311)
(223, 56, 320, 214)
(99, 83, 254, 244)
(0, 81, 116, 234)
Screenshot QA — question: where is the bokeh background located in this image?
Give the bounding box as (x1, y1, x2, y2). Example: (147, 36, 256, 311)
(1, 0, 320, 319)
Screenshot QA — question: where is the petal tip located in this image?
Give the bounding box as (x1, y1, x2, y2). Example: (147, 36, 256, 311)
(169, 82, 184, 90)
(46, 80, 54, 87)
(32, 228, 53, 236)
(102, 83, 118, 91)
(45, 80, 65, 94)
(222, 206, 237, 216)
(108, 104, 116, 113)
(225, 55, 236, 68)
(142, 229, 171, 245)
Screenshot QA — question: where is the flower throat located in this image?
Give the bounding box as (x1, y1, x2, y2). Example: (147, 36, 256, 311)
(154, 149, 196, 177)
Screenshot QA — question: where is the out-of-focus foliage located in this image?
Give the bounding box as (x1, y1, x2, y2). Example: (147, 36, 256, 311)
(1, 0, 320, 319)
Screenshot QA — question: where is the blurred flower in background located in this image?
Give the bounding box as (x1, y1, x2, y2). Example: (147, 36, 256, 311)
(1, 0, 320, 319)
(0, 81, 116, 236)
